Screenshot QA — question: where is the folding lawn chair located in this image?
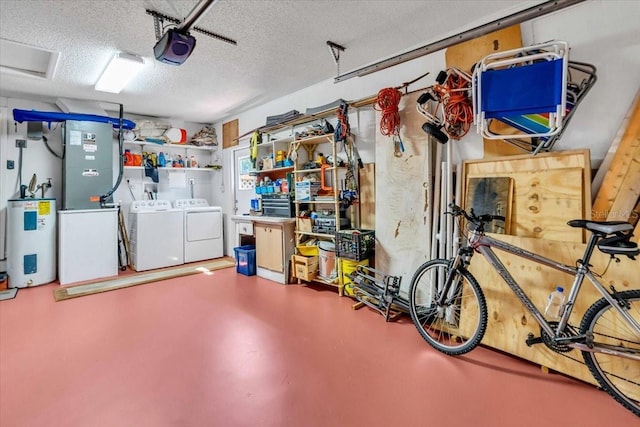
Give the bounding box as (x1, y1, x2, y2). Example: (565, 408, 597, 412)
(473, 41, 595, 155)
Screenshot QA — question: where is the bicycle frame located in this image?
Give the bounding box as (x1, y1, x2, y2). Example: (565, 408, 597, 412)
(458, 230, 640, 359)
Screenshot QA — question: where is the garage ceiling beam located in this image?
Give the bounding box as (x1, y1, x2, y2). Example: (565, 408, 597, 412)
(334, 0, 586, 83)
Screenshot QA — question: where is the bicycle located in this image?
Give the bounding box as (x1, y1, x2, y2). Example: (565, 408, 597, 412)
(408, 204, 640, 416)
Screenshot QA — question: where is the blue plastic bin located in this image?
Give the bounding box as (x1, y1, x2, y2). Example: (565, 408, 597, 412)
(234, 245, 256, 276)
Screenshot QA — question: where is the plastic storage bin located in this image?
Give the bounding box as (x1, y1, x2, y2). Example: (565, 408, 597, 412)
(234, 245, 256, 276)
(335, 229, 375, 261)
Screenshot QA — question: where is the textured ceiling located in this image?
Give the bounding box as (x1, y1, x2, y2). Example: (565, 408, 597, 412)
(0, 0, 542, 123)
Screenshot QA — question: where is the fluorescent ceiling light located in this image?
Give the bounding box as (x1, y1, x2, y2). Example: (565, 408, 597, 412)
(95, 52, 145, 93)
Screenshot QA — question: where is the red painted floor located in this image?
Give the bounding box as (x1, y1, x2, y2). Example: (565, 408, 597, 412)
(1, 267, 637, 426)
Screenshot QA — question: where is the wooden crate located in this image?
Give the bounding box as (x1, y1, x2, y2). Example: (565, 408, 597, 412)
(292, 255, 318, 281)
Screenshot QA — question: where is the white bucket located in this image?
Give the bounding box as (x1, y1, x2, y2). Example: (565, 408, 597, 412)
(318, 241, 336, 278)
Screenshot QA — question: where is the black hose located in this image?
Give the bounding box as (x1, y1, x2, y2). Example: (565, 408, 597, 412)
(100, 104, 125, 207)
(42, 135, 63, 159)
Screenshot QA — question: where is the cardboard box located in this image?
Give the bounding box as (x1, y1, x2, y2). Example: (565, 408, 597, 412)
(297, 217, 313, 232)
(292, 255, 319, 281)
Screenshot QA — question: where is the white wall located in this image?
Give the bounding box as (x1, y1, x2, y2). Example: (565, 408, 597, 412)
(218, 0, 640, 268)
(2, 1, 638, 266)
(222, 1, 639, 164)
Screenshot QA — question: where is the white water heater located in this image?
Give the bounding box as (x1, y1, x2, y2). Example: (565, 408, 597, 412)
(7, 198, 57, 288)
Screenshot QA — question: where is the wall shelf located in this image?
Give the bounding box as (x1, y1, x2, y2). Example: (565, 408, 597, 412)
(123, 141, 217, 152)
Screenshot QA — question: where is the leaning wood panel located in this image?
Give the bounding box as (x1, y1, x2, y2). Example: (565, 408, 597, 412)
(604, 144, 640, 222)
(375, 91, 434, 294)
(359, 163, 375, 230)
(467, 234, 637, 390)
(466, 168, 584, 242)
(463, 150, 591, 242)
(592, 95, 640, 219)
(592, 90, 640, 195)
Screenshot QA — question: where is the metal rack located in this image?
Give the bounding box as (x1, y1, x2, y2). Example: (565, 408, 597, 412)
(349, 265, 408, 321)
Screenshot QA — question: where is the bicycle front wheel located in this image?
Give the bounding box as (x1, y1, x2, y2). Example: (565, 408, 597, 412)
(409, 259, 487, 355)
(580, 289, 640, 417)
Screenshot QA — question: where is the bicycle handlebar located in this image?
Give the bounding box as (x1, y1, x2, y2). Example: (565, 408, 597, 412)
(447, 203, 505, 225)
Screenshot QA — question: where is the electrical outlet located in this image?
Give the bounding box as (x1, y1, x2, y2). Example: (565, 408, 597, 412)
(16, 139, 26, 148)
(7, 160, 15, 170)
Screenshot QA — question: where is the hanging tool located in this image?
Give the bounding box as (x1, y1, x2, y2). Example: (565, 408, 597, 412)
(27, 173, 37, 198)
(393, 135, 405, 157)
(334, 101, 350, 143)
(250, 130, 261, 169)
(126, 179, 136, 201)
(117, 206, 132, 270)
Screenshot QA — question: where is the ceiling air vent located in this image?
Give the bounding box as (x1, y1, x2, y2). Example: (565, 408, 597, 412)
(0, 38, 60, 79)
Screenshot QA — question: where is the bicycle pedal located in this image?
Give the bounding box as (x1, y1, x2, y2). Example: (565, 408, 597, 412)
(526, 334, 543, 346)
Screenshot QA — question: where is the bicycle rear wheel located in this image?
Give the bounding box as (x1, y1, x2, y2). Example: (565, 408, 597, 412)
(580, 289, 640, 416)
(409, 259, 487, 355)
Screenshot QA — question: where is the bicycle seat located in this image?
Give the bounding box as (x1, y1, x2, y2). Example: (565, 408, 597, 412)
(567, 219, 633, 235)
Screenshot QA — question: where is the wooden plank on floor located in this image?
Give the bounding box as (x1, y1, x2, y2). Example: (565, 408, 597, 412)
(54, 258, 236, 301)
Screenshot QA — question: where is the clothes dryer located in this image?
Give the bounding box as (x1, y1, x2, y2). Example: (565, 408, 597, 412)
(129, 200, 184, 271)
(174, 199, 224, 263)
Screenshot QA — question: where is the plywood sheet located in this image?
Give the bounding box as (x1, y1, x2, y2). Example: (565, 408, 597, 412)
(466, 168, 584, 242)
(463, 149, 592, 230)
(467, 234, 637, 388)
(445, 25, 524, 158)
(445, 25, 522, 74)
(375, 91, 434, 293)
(359, 163, 375, 230)
(223, 119, 239, 149)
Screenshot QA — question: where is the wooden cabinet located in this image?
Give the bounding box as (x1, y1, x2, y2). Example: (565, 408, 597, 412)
(256, 223, 284, 272)
(252, 218, 296, 284)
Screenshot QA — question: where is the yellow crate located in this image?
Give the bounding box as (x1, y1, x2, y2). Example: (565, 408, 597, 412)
(296, 244, 319, 257)
(340, 258, 369, 296)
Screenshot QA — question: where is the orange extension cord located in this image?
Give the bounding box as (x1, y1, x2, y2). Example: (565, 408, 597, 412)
(440, 73, 474, 140)
(376, 87, 402, 137)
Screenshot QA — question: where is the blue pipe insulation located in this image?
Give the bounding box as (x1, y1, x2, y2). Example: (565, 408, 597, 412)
(12, 109, 136, 130)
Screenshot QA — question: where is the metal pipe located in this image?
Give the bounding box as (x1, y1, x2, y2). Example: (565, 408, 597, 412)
(334, 0, 586, 83)
(178, 0, 218, 32)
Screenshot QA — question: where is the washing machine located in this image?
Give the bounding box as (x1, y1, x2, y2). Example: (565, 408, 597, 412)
(129, 200, 184, 271)
(174, 199, 224, 263)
